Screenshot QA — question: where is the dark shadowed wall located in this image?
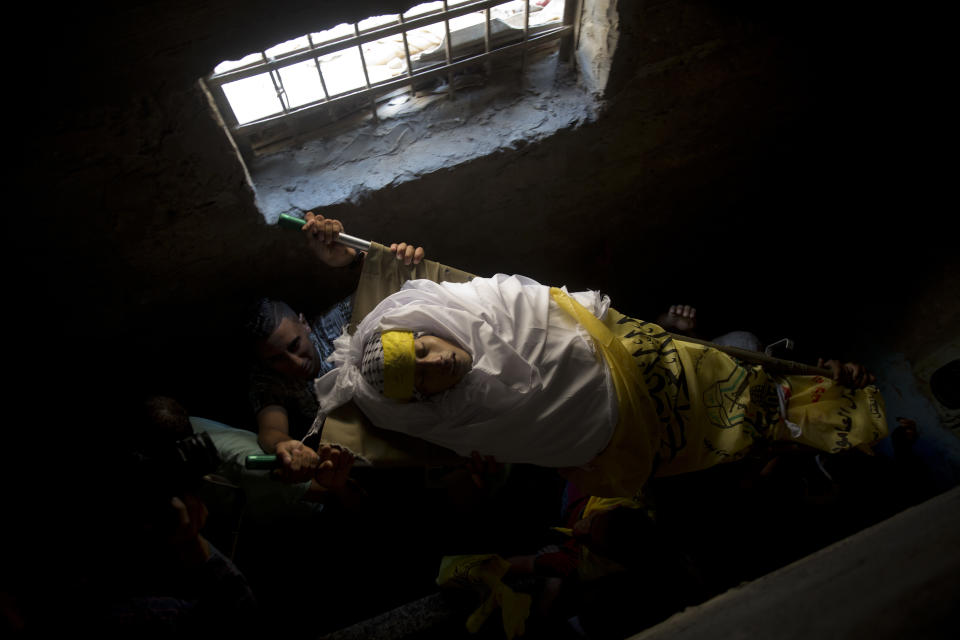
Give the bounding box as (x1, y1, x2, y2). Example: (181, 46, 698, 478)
(16, 0, 951, 426)
(6, 2, 956, 637)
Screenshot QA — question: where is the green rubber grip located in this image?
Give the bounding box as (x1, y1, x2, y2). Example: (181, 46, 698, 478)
(278, 213, 306, 230)
(246, 454, 280, 470)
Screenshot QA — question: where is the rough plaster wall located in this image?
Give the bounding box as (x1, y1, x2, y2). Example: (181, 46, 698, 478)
(19, 0, 951, 425)
(21, 0, 423, 423)
(251, 54, 599, 218)
(576, 0, 618, 95)
(631, 487, 960, 640)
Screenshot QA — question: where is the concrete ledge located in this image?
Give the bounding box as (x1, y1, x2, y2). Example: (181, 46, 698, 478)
(250, 53, 597, 221)
(632, 487, 960, 639)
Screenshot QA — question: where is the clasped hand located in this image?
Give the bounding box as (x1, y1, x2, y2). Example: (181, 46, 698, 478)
(274, 440, 355, 490)
(817, 359, 876, 389)
(302, 211, 425, 266)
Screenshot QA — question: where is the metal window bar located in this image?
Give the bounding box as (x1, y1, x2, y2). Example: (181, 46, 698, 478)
(353, 23, 378, 119)
(558, 0, 581, 61)
(308, 33, 332, 101)
(268, 68, 289, 114)
(484, 7, 492, 76)
(399, 14, 415, 79)
(209, 0, 514, 86)
(232, 26, 570, 138)
(442, 0, 454, 99)
(520, 0, 530, 76)
(207, 0, 572, 137)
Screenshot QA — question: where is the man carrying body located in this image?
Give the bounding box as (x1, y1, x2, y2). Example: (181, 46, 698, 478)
(310, 271, 889, 498)
(251, 215, 888, 499)
(246, 212, 447, 485)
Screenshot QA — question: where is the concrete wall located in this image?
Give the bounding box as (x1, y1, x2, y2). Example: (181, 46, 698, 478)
(18, 1, 951, 423)
(631, 486, 960, 640)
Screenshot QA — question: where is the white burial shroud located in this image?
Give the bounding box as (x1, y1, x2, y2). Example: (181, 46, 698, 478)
(312, 274, 618, 467)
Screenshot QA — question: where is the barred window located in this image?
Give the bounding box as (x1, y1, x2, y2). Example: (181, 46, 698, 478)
(205, 0, 575, 158)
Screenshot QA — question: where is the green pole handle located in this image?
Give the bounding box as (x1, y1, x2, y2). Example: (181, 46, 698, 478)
(278, 213, 307, 230)
(246, 454, 279, 470)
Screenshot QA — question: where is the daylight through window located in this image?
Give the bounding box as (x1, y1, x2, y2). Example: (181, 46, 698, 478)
(205, 0, 574, 155)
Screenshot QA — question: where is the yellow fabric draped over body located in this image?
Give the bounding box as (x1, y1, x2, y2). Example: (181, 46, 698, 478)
(549, 288, 888, 499)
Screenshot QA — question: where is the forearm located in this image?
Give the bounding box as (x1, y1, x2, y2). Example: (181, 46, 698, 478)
(257, 406, 326, 484)
(256, 406, 292, 453)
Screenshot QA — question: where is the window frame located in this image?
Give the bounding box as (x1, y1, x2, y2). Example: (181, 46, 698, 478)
(204, 0, 580, 156)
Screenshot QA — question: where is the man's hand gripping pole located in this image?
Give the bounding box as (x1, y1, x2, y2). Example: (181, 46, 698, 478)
(278, 214, 371, 252)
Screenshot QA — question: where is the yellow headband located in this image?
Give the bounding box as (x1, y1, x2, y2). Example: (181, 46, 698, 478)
(382, 330, 416, 400)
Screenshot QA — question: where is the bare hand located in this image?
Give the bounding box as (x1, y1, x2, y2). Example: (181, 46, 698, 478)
(274, 439, 320, 483)
(314, 443, 355, 491)
(662, 304, 697, 333)
(303, 211, 357, 267)
(818, 359, 876, 389)
(388, 242, 425, 265)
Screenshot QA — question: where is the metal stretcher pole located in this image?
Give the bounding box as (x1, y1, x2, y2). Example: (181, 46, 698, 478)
(246, 228, 831, 472)
(276, 213, 829, 378)
(667, 332, 832, 377)
(278, 213, 372, 252)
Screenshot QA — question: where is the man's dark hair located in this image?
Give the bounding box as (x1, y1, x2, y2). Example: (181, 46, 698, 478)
(244, 297, 299, 342)
(141, 396, 193, 445)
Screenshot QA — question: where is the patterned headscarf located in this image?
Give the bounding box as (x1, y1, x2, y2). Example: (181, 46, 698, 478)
(361, 330, 416, 400)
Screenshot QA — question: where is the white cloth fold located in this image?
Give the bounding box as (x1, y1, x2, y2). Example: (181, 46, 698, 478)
(311, 274, 617, 467)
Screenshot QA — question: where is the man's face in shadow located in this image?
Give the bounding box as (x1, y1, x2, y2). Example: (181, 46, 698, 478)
(257, 314, 321, 379)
